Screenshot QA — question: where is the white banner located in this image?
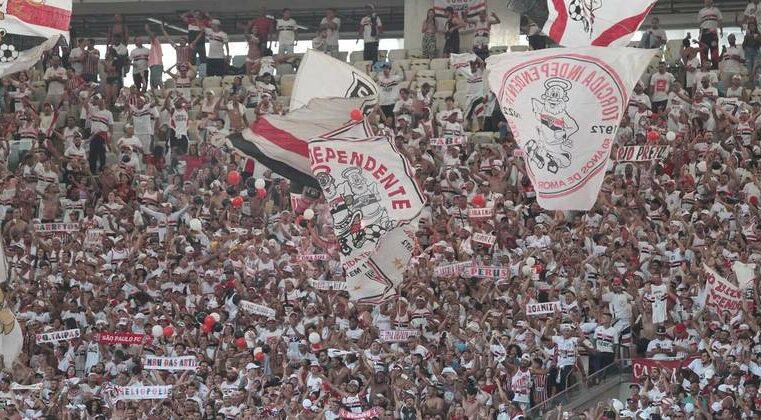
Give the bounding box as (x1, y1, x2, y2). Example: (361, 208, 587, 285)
(615, 145, 671, 161)
(299, 254, 330, 261)
(468, 207, 494, 219)
(143, 356, 198, 371)
(704, 264, 742, 316)
(487, 47, 656, 210)
(309, 136, 425, 303)
(239, 301, 277, 318)
(467, 266, 510, 279)
(732, 261, 757, 290)
(290, 49, 378, 112)
(434, 261, 472, 277)
(526, 301, 561, 316)
(430, 136, 467, 147)
(112, 385, 172, 401)
(543, 0, 657, 47)
(309, 280, 348, 291)
(35, 328, 79, 344)
(379, 329, 419, 343)
(471, 232, 496, 246)
(84, 229, 104, 251)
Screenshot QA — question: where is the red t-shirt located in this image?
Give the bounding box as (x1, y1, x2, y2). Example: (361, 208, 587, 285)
(253, 17, 273, 40)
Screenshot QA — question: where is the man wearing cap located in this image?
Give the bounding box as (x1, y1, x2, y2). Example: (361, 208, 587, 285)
(276, 8, 298, 55)
(646, 326, 675, 360)
(376, 63, 405, 121)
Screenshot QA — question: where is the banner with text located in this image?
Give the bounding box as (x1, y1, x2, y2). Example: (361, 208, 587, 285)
(143, 356, 198, 371)
(467, 266, 510, 279)
(112, 385, 172, 401)
(487, 47, 657, 210)
(36, 328, 80, 344)
(632, 357, 697, 382)
(615, 145, 671, 162)
(379, 330, 419, 343)
(526, 301, 561, 316)
(704, 264, 742, 316)
(96, 332, 152, 346)
(434, 261, 472, 277)
(239, 301, 277, 318)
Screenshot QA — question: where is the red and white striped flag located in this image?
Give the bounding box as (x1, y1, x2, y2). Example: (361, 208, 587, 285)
(544, 0, 657, 47)
(0, 0, 72, 78)
(226, 97, 375, 191)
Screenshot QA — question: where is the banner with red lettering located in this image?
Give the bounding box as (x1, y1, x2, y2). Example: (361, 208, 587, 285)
(487, 47, 656, 210)
(309, 280, 348, 291)
(468, 207, 494, 219)
(467, 266, 510, 279)
(615, 145, 671, 162)
(339, 407, 383, 419)
(309, 135, 425, 303)
(95, 332, 152, 346)
(704, 264, 743, 316)
(430, 136, 467, 147)
(544, 0, 657, 47)
(434, 261, 472, 277)
(631, 357, 697, 382)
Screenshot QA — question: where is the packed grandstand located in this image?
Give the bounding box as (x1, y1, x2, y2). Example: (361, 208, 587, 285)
(0, 0, 757, 419)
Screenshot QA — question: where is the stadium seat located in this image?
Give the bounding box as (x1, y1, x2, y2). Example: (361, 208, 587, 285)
(337, 51, 348, 62)
(245, 109, 258, 123)
(231, 55, 247, 69)
(489, 46, 509, 55)
(471, 132, 497, 144)
(352, 61, 372, 74)
(433, 90, 452, 101)
(164, 79, 176, 89)
(407, 49, 424, 58)
(437, 79, 456, 93)
(510, 45, 529, 52)
(221, 75, 237, 87)
(190, 87, 202, 98)
(280, 76, 295, 97)
(416, 70, 436, 84)
(202, 76, 221, 89)
(456, 80, 468, 93)
(388, 49, 407, 61)
(454, 91, 468, 109)
(410, 59, 430, 71)
(430, 58, 449, 70)
(435, 69, 454, 80)
(349, 51, 364, 63)
(392, 59, 410, 71)
(276, 63, 294, 76)
(241, 77, 254, 87)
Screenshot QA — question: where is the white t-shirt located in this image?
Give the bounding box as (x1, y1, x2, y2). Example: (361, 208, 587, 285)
(88, 108, 113, 135)
(69, 47, 84, 74)
(130, 104, 159, 136)
(277, 18, 298, 46)
(43, 66, 67, 95)
(377, 73, 403, 106)
(360, 15, 382, 43)
(320, 17, 341, 46)
(552, 336, 578, 367)
(170, 109, 189, 136)
(205, 29, 228, 59)
(698, 6, 723, 31)
(129, 47, 150, 73)
(723, 46, 746, 74)
(650, 72, 675, 102)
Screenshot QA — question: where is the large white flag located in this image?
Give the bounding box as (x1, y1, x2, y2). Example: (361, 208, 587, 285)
(732, 261, 757, 289)
(704, 264, 743, 316)
(544, 0, 657, 47)
(487, 47, 655, 210)
(309, 136, 425, 303)
(0, 0, 71, 78)
(290, 49, 379, 112)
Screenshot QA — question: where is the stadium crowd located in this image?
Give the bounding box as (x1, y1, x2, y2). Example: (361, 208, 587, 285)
(1, 1, 761, 419)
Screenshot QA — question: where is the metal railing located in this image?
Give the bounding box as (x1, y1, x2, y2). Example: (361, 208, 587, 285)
(524, 360, 632, 420)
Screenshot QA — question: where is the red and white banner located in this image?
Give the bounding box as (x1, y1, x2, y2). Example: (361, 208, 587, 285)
(632, 357, 697, 382)
(379, 329, 419, 343)
(240, 301, 277, 318)
(468, 207, 494, 219)
(227, 98, 374, 191)
(111, 385, 172, 401)
(704, 264, 743, 316)
(487, 47, 656, 210)
(309, 135, 425, 303)
(615, 145, 671, 162)
(309, 280, 348, 291)
(544, 0, 657, 47)
(434, 261, 472, 277)
(339, 407, 383, 419)
(36, 328, 79, 344)
(471, 232, 496, 246)
(95, 332, 152, 346)
(143, 356, 198, 371)
(84, 229, 105, 251)
(290, 49, 378, 112)
(0, 0, 71, 79)
(467, 266, 510, 279)
(430, 136, 466, 147)
(526, 301, 561, 316)
(434, 0, 486, 28)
